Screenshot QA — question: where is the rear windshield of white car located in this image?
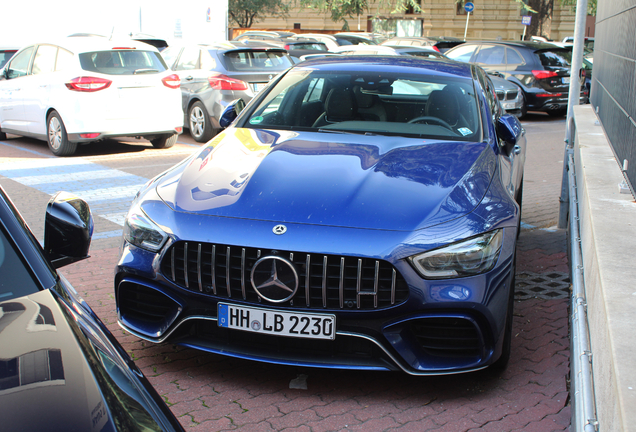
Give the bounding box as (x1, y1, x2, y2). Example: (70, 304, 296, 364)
(221, 50, 293, 72)
(78, 50, 168, 75)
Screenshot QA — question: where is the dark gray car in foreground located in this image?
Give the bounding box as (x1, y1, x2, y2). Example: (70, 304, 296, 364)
(161, 42, 294, 142)
(0, 186, 184, 432)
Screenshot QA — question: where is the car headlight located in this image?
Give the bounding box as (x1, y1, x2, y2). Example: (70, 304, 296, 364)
(409, 230, 503, 279)
(123, 204, 168, 252)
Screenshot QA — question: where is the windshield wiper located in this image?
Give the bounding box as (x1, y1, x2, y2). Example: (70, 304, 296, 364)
(318, 128, 378, 136)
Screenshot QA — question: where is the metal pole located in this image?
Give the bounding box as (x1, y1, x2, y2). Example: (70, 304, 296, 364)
(522, 25, 527, 41)
(464, 12, 471, 41)
(558, 0, 589, 228)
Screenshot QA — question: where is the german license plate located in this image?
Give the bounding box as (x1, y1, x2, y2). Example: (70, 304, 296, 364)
(253, 82, 267, 93)
(218, 303, 336, 340)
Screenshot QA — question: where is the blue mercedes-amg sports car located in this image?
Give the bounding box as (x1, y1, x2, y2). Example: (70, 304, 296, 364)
(115, 56, 526, 375)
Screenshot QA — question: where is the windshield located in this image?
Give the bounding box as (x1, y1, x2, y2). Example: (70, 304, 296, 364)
(536, 48, 572, 69)
(243, 67, 481, 141)
(79, 50, 167, 75)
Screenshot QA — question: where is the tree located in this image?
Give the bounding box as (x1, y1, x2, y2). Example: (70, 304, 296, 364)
(560, 0, 597, 16)
(229, 0, 290, 28)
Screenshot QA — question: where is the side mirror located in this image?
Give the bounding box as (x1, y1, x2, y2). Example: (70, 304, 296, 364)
(219, 98, 246, 129)
(44, 192, 93, 268)
(496, 114, 523, 154)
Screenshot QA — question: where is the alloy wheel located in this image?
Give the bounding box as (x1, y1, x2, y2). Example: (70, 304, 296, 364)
(48, 116, 62, 150)
(190, 106, 205, 139)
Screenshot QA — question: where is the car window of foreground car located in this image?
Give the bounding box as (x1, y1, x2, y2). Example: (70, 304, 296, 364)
(242, 64, 482, 141)
(78, 50, 168, 75)
(0, 226, 41, 300)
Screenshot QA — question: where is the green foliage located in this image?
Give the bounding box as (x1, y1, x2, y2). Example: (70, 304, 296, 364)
(300, 0, 369, 30)
(560, 0, 597, 15)
(229, 0, 290, 28)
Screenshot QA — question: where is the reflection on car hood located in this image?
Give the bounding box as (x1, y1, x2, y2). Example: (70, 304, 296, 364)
(0, 289, 165, 432)
(156, 128, 496, 231)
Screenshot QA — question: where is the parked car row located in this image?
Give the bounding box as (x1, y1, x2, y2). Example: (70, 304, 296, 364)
(1, 32, 590, 154)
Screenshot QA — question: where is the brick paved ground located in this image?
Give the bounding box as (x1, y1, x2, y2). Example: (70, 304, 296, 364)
(1, 114, 572, 431)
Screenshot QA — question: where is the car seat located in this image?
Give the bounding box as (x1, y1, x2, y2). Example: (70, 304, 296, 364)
(312, 88, 359, 127)
(425, 87, 462, 127)
(353, 86, 387, 121)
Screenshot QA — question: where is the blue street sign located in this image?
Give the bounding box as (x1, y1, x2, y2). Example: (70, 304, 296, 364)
(464, 2, 475, 13)
(522, 16, 532, 26)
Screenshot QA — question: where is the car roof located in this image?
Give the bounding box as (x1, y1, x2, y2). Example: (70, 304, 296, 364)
(294, 55, 473, 78)
(22, 36, 160, 53)
(459, 40, 571, 51)
(167, 41, 288, 53)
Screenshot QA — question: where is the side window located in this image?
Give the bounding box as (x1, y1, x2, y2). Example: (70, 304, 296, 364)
(175, 47, 200, 71)
(55, 48, 73, 71)
(474, 45, 505, 65)
(32, 45, 58, 75)
(476, 68, 500, 119)
(506, 48, 523, 65)
(6, 47, 35, 79)
(160, 47, 180, 70)
(445, 44, 477, 63)
(303, 78, 324, 102)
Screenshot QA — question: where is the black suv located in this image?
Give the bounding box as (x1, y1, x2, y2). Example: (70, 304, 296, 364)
(445, 41, 586, 117)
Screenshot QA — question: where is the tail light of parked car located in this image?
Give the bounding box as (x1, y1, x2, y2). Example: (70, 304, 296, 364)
(531, 70, 559, 80)
(208, 74, 249, 91)
(65, 77, 112, 92)
(162, 74, 181, 89)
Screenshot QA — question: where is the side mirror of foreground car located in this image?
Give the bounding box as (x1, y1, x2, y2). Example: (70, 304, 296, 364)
(219, 98, 246, 129)
(496, 114, 523, 154)
(44, 192, 93, 268)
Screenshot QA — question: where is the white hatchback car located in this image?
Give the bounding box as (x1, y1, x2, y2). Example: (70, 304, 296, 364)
(0, 37, 183, 156)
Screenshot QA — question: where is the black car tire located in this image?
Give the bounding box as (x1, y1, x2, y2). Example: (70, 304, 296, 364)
(150, 134, 178, 149)
(517, 89, 528, 119)
(189, 101, 214, 142)
(47, 111, 77, 156)
(0, 130, 6, 140)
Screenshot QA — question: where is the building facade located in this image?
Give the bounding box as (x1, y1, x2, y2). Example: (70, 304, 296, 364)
(241, 0, 578, 42)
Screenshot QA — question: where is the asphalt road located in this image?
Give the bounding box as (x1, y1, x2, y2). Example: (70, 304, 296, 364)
(0, 113, 572, 431)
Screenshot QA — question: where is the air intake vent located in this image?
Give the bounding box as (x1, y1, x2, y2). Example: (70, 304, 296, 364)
(411, 318, 482, 358)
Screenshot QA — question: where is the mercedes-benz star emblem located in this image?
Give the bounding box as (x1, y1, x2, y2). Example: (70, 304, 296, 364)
(250, 256, 299, 303)
(273, 224, 287, 235)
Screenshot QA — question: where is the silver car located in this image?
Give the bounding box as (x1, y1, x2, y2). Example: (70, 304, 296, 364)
(162, 42, 294, 142)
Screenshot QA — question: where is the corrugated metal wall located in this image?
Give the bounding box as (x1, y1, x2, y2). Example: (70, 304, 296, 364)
(590, 1, 636, 194)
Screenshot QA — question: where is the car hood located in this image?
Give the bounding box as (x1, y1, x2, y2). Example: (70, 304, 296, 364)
(156, 128, 496, 231)
(0, 289, 170, 432)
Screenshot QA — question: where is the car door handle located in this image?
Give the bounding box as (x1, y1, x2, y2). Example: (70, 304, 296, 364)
(514, 145, 521, 155)
(186, 76, 194, 81)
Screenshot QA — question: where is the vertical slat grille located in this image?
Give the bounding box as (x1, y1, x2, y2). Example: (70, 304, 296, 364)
(161, 242, 409, 310)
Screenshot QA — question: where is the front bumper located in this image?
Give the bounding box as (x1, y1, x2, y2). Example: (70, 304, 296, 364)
(115, 225, 518, 375)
